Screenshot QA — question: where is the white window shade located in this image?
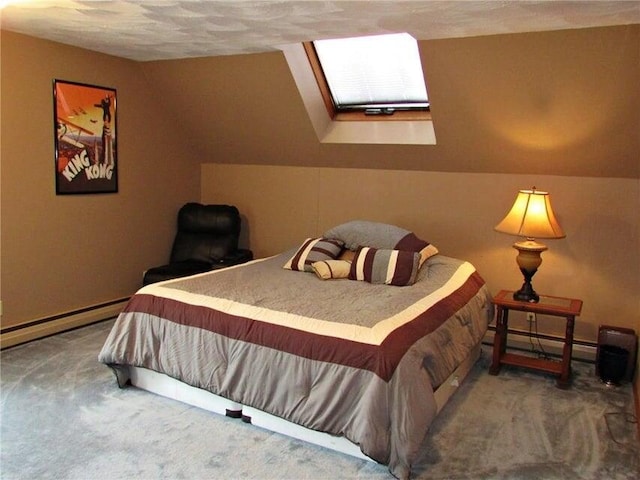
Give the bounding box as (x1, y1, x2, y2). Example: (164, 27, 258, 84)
(313, 33, 429, 110)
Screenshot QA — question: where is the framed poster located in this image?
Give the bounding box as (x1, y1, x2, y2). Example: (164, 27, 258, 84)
(53, 80, 118, 194)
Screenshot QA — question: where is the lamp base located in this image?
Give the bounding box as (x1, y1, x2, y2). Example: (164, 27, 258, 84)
(513, 281, 539, 303)
(512, 240, 547, 304)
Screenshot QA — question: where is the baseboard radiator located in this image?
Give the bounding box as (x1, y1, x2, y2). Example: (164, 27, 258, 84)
(483, 326, 598, 363)
(0, 298, 129, 350)
(3, 304, 597, 357)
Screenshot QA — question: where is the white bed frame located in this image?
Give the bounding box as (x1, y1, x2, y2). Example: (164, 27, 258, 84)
(128, 343, 482, 463)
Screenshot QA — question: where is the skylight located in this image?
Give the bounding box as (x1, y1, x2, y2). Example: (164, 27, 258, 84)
(312, 32, 429, 114)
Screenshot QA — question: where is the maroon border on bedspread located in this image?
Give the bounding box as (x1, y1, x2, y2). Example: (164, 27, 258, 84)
(124, 272, 485, 382)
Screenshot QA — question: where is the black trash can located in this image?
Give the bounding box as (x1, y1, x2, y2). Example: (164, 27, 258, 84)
(598, 345, 629, 386)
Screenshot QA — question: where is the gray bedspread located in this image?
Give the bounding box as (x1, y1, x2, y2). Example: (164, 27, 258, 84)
(99, 253, 492, 479)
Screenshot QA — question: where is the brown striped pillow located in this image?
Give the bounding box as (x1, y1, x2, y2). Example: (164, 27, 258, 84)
(349, 247, 420, 286)
(283, 238, 344, 272)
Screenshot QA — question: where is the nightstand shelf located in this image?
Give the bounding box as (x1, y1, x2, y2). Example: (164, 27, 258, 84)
(489, 290, 583, 388)
(500, 353, 562, 374)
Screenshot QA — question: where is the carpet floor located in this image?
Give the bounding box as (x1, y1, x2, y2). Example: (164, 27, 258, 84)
(1, 320, 638, 480)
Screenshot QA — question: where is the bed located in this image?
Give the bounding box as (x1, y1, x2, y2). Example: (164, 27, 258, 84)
(99, 221, 493, 479)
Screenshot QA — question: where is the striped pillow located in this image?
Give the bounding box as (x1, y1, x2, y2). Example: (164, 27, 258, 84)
(283, 238, 344, 272)
(349, 247, 421, 286)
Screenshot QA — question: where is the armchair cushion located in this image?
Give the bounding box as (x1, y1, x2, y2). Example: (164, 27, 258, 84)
(143, 260, 213, 285)
(171, 203, 241, 263)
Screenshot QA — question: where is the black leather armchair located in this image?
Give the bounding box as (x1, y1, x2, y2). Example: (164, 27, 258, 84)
(143, 203, 253, 286)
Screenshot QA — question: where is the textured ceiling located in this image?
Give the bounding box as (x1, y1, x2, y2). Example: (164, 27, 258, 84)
(1, 1, 639, 61)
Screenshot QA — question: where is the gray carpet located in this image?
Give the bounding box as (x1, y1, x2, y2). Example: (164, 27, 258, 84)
(1, 320, 638, 480)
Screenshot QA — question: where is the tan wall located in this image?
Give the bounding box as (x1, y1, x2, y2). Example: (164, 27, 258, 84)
(0, 31, 201, 329)
(142, 25, 639, 178)
(421, 26, 639, 179)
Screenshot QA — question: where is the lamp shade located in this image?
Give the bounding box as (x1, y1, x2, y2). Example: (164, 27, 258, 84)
(495, 188, 565, 239)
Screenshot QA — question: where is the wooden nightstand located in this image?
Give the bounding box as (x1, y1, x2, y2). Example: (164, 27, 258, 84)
(489, 289, 583, 388)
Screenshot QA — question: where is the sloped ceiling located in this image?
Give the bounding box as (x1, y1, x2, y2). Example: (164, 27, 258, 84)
(1, 0, 639, 61)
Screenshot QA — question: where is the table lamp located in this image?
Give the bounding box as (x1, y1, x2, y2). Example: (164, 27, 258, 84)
(495, 187, 565, 302)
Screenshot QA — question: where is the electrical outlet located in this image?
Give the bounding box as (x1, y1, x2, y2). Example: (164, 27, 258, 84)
(526, 312, 536, 323)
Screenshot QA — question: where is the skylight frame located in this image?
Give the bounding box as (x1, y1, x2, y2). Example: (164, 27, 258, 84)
(307, 33, 430, 120)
